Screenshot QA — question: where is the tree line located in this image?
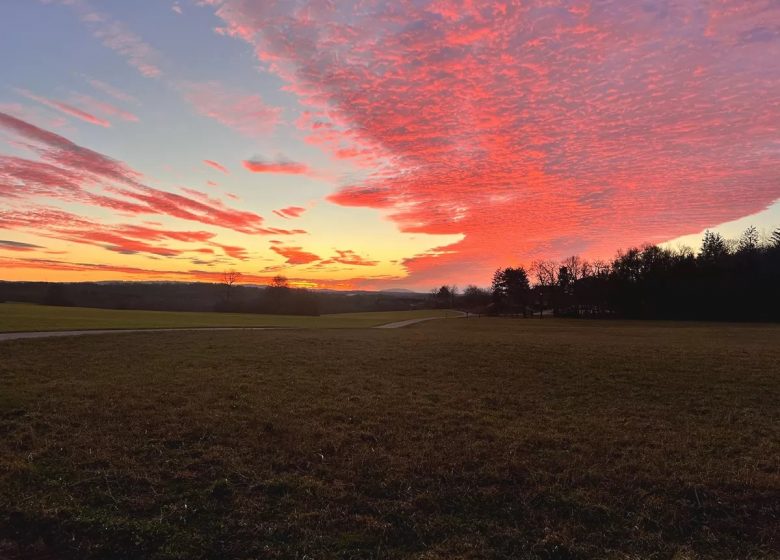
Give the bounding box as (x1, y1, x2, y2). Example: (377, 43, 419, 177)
(432, 226, 780, 321)
(0, 274, 431, 316)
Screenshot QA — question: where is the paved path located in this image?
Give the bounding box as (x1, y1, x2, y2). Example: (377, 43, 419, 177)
(0, 327, 280, 342)
(374, 311, 467, 329)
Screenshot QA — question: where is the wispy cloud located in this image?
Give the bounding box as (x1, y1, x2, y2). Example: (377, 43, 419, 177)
(85, 77, 138, 105)
(273, 206, 306, 219)
(0, 239, 45, 252)
(0, 112, 304, 236)
(72, 94, 139, 122)
(182, 82, 281, 137)
(203, 159, 229, 174)
(16, 88, 111, 128)
(63, 0, 162, 78)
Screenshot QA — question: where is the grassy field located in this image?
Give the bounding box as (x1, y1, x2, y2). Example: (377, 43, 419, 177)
(0, 303, 451, 332)
(0, 318, 778, 559)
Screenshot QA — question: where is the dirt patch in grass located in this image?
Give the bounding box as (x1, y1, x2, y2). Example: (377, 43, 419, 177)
(0, 319, 778, 558)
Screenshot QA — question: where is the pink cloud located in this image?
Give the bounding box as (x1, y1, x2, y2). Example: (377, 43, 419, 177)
(203, 159, 229, 174)
(0, 207, 220, 258)
(0, 112, 287, 236)
(86, 78, 138, 105)
(16, 89, 111, 128)
(182, 82, 281, 137)
(68, 4, 162, 78)
(243, 158, 310, 175)
(0, 103, 68, 130)
(72, 94, 139, 122)
(272, 206, 306, 219)
(209, 0, 780, 286)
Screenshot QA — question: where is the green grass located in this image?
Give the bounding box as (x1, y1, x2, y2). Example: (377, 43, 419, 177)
(0, 318, 778, 559)
(0, 303, 450, 332)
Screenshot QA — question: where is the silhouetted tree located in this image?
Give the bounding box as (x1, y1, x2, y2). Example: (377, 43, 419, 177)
(530, 260, 558, 318)
(492, 267, 530, 316)
(737, 225, 759, 254)
(217, 269, 243, 310)
(772, 228, 780, 248)
(460, 285, 491, 311)
(700, 230, 729, 262)
(433, 285, 457, 308)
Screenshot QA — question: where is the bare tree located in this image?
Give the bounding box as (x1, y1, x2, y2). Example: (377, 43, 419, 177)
(222, 269, 242, 305)
(530, 260, 557, 318)
(561, 255, 586, 281)
(270, 275, 289, 289)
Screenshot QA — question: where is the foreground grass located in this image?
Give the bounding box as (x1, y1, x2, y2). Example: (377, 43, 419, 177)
(0, 318, 778, 559)
(0, 303, 449, 332)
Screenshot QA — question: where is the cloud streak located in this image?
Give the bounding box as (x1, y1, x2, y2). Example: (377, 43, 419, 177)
(63, 1, 162, 78)
(272, 206, 306, 219)
(203, 159, 229, 174)
(16, 89, 111, 128)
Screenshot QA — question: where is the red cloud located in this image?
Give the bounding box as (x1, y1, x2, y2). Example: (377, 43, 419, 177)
(243, 158, 311, 175)
(203, 159, 229, 174)
(0, 112, 284, 236)
(183, 82, 281, 137)
(212, 0, 780, 286)
(0, 207, 219, 258)
(272, 206, 306, 219)
(17, 89, 111, 128)
(270, 245, 321, 265)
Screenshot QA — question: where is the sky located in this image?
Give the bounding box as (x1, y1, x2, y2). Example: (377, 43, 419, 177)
(1, 0, 779, 290)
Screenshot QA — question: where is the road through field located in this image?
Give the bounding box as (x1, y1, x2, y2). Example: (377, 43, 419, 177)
(373, 311, 467, 329)
(0, 313, 465, 341)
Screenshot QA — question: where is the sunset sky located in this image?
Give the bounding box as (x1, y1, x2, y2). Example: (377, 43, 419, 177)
(1, 0, 779, 290)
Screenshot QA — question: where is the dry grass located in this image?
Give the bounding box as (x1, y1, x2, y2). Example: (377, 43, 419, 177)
(0, 318, 778, 559)
(0, 303, 449, 332)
